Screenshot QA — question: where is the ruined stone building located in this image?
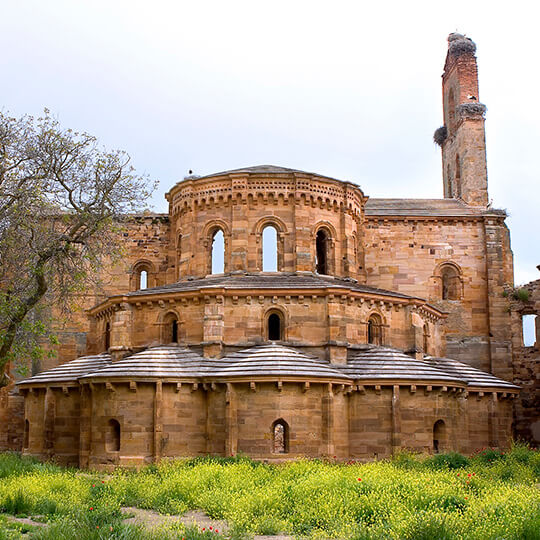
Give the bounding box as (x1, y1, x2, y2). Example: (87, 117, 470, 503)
(0, 33, 537, 469)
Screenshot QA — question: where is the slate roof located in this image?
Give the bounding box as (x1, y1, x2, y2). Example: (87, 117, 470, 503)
(365, 198, 505, 217)
(194, 165, 343, 182)
(17, 353, 112, 385)
(426, 356, 519, 390)
(342, 347, 465, 385)
(18, 344, 517, 392)
(127, 272, 414, 300)
(205, 344, 352, 380)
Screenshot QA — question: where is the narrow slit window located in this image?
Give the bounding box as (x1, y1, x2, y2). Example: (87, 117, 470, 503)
(433, 419, 446, 454)
(23, 420, 29, 449)
(262, 225, 278, 271)
(172, 319, 178, 343)
(139, 270, 148, 290)
(104, 321, 111, 351)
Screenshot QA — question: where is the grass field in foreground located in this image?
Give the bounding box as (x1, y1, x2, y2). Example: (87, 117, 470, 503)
(0, 446, 539, 539)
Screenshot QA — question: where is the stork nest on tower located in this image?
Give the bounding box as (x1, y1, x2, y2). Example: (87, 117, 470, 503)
(433, 126, 448, 146)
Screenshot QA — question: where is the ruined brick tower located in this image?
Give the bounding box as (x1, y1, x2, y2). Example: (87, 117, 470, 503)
(440, 33, 488, 207)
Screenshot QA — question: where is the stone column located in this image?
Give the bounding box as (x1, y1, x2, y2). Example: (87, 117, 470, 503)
(321, 383, 334, 456)
(154, 381, 163, 462)
(225, 383, 238, 456)
(391, 385, 401, 455)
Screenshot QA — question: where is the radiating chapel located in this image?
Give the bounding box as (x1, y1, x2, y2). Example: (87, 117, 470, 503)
(5, 34, 527, 469)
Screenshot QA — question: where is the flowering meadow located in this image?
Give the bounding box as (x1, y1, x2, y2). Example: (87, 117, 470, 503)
(0, 446, 539, 539)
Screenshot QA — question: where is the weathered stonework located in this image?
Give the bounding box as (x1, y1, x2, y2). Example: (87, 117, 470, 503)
(0, 33, 532, 467)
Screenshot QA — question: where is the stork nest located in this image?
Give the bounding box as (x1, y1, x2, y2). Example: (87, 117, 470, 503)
(456, 102, 487, 119)
(433, 126, 448, 146)
(449, 38, 476, 56)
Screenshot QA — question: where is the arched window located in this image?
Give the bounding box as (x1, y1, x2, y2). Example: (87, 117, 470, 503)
(106, 419, 121, 452)
(367, 314, 383, 345)
(163, 312, 179, 343)
(23, 420, 29, 449)
(433, 419, 446, 454)
(423, 323, 429, 355)
(455, 154, 462, 198)
(211, 229, 225, 274)
(131, 261, 154, 291)
(104, 321, 111, 351)
(267, 311, 283, 341)
(139, 270, 148, 290)
(447, 164, 453, 197)
(262, 225, 278, 272)
(316, 229, 329, 275)
(441, 265, 460, 300)
(272, 419, 289, 454)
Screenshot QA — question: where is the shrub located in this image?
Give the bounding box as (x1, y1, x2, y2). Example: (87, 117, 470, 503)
(426, 452, 470, 470)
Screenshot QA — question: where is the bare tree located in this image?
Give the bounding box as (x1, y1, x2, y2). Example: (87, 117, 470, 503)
(0, 110, 155, 385)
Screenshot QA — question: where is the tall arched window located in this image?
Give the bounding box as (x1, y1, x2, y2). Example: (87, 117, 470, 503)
(267, 311, 283, 341)
(272, 419, 289, 453)
(139, 270, 148, 290)
(262, 225, 278, 272)
(106, 419, 121, 452)
(104, 321, 111, 351)
(211, 229, 225, 274)
(316, 229, 329, 275)
(163, 312, 179, 343)
(441, 265, 460, 300)
(522, 314, 537, 347)
(367, 314, 383, 345)
(433, 419, 446, 454)
(455, 154, 462, 198)
(176, 233, 182, 279)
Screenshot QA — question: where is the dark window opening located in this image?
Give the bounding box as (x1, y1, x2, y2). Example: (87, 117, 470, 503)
(268, 313, 281, 341)
(106, 419, 121, 452)
(272, 419, 289, 453)
(104, 321, 111, 351)
(23, 420, 29, 449)
(433, 419, 445, 454)
(455, 154, 462, 198)
(441, 266, 459, 300)
(423, 324, 429, 355)
(316, 229, 329, 275)
(172, 320, 178, 343)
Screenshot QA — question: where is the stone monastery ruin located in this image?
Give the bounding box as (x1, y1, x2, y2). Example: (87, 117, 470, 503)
(1, 33, 538, 469)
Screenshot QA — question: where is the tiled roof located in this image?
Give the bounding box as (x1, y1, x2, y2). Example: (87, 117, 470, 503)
(195, 165, 342, 181)
(426, 356, 519, 390)
(17, 353, 111, 385)
(127, 272, 414, 300)
(206, 344, 352, 380)
(365, 198, 505, 217)
(79, 346, 206, 380)
(342, 347, 465, 385)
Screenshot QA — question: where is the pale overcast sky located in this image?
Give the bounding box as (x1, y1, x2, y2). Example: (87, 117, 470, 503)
(2, 0, 539, 285)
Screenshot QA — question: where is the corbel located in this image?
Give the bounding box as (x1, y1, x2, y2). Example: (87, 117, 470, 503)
(202, 383, 209, 391)
(298, 295, 304, 304)
(181, 298, 188, 307)
(285, 296, 291, 304)
(135, 302, 142, 310)
(250, 382, 257, 392)
(258, 295, 265, 304)
(357, 385, 366, 394)
(410, 384, 416, 394)
(277, 381, 283, 392)
(106, 382, 115, 392)
(375, 385, 381, 395)
(272, 296, 278, 304)
(476, 391, 484, 401)
(191, 383, 198, 392)
(232, 296, 239, 305)
(129, 381, 137, 392)
(246, 296, 252, 305)
(158, 300, 165, 309)
(425, 385, 432, 395)
(312, 295, 318, 303)
(303, 382, 310, 393)
(175, 382, 182, 393)
(62, 386, 69, 395)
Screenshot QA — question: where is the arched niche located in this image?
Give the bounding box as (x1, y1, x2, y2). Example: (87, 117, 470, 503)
(106, 419, 121, 452)
(272, 418, 289, 454)
(435, 262, 463, 301)
(433, 419, 446, 454)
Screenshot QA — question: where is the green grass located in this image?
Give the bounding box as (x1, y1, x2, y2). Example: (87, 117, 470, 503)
(0, 445, 539, 539)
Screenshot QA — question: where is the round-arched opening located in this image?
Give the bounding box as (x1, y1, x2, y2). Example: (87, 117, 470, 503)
(139, 270, 148, 290)
(433, 419, 446, 454)
(211, 229, 225, 274)
(316, 229, 329, 275)
(163, 313, 180, 344)
(262, 225, 278, 272)
(367, 314, 383, 345)
(268, 312, 282, 341)
(272, 419, 289, 454)
(441, 265, 460, 300)
(106, 419, 121, 452)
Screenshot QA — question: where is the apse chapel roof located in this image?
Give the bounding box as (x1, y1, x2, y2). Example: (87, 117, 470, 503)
(126, 272, 415, 300)
(18, 343, 517, 392)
